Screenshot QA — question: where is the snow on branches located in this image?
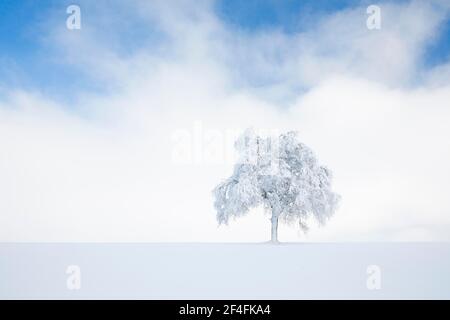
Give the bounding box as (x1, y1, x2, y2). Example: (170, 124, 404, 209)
(213, 128, 340, 241)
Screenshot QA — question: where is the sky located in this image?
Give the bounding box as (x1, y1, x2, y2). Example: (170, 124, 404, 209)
(0, 0, 450, 242)
(1, 0, 450, 99)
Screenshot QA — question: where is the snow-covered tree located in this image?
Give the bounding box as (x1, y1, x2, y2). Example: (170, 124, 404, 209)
(213, 129, 340, 242)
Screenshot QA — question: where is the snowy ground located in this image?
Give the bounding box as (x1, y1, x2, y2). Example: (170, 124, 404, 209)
(1, 243, 449, 299)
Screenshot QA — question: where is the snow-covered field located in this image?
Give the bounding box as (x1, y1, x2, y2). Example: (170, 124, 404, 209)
(1, 243, 449, 299)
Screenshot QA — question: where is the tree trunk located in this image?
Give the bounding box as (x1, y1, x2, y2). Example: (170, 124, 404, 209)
(270, 215, 279, 243)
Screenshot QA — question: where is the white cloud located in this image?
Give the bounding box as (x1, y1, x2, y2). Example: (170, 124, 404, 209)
(0, 0, 449, 241)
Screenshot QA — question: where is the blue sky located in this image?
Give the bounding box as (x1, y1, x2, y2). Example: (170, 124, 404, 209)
(0, 0, 449, 101)
(217, 0, 362, 31)
(1, 1, 450, 242)
(217, 0, 449, 69)
(0, 0, 91, 98)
